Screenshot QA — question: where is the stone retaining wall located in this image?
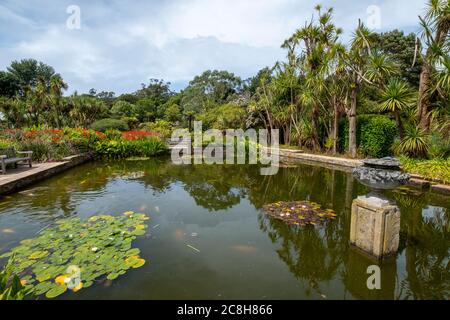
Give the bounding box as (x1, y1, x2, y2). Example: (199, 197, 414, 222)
(275, 148, 363, 168)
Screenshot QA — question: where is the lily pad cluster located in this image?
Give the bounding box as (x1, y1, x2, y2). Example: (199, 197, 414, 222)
(0, 212, 148, 299)
(263, 201, 337, 227)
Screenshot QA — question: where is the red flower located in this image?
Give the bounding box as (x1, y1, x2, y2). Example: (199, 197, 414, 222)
(122, 131, 161, 141)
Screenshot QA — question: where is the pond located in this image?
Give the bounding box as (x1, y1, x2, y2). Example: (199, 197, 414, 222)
(0, 157, 449, 300)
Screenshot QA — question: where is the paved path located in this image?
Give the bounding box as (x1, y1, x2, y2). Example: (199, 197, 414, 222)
(0, 162, 65, 185)
(0, 154, 90, 196)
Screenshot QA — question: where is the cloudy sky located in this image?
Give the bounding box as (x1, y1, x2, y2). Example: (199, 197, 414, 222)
(0, 0, 426, 94)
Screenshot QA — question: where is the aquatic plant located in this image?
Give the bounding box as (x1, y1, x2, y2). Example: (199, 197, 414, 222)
(0, 212, 148, 299)
(0, 255, 29, 300)
(262, 201, 337, 227)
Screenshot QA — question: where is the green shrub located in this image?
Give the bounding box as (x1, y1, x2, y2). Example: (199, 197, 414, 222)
(135, 138, 168, 157)
(140, 120, 172, 139)
(104, 129, 123, 140)
(428, 132, 450, 158)
(18, 139, 52, 162)
(90, 118, 129, 132)
(0, 139, 17, 150)
(360, 116, 397, 158)
(339, 115, 397, 158)
(94, 137, 168, 159)
(0, 256, 29, 300)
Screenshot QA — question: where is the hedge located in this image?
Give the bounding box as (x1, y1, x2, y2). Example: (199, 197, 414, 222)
(90, 118, 129, 132)
(339, 115, 397, 158)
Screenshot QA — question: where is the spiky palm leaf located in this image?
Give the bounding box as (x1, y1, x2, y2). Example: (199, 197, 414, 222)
(379, 79, 415, 113)
(396, 125, 430, 158)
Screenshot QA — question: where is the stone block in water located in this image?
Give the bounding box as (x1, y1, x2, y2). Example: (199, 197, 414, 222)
(350, 196, 400, 259)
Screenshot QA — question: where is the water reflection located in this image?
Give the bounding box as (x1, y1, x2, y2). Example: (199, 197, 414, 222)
(0, 158, 448, 299)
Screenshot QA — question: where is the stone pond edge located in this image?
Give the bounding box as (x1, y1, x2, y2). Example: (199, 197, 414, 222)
(0, 153, 93, 196)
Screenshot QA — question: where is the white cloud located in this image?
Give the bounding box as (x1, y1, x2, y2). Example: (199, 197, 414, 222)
(0, 0, 426, 94)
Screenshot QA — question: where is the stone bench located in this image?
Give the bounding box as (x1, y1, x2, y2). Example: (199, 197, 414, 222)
(0, 148, 33, 174)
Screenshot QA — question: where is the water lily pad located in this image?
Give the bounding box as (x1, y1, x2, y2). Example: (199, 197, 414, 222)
(45, 284, 67, 298)
(107, 272, 120, 280)
(29, 250, 49, 260)
(0, 212, 149, 298)
(263, 201, 337, 227)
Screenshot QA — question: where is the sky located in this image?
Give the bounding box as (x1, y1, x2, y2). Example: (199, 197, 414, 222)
(0, 0, 427, 95)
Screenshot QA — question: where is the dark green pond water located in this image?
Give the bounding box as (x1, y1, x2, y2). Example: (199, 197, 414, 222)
(0, 158, 449, 300)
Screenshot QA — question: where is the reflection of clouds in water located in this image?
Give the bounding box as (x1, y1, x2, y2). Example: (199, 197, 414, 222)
(422, 205, 447, 220)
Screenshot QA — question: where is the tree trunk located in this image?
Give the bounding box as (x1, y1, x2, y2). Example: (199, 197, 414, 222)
(332, 101, 339, 155)
(417, 65, 431, 131)
(348, 88, 358, 158)
(188, 115, 193, 132)
(311, 104, 321, 150)
(394, 110, 404, 140)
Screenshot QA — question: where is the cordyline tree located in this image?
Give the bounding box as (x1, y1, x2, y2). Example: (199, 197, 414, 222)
(416, 0, 449, 131)
(342, 21, 398, 158)
(288, 5, 343, 150)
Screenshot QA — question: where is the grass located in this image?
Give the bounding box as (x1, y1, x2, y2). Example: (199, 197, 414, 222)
(400, 156, 450, 184)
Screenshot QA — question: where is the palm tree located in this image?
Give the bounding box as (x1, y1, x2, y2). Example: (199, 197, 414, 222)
(344, 21, 376, 158)
(49, 75, 68, 128)
(396, 125, 430, 158)
(416, 0, 449, 131)
(379, 79, 415, 139)
(289, 5, 342, 150)
(343, 21, 398, 158)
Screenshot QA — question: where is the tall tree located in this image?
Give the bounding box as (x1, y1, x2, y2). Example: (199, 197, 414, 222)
(289, 5, 343, 150)
(6, 59, 57, 97)
(416, 0, 449, 131)
(48, 75, 68, 127)
(343, 21, 397, 158)
(0, 71, 20, 98)
(373, 30, 423, 87)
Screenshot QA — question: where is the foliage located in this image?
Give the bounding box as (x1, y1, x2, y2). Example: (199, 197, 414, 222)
(373, 30, 423, 87)
(0, 212, 148, 299)
(340, 115, 397, 158)
(0, 256, 29, 300)
(181, 70, 242, 117)
(400, 156, 450, 184)
(359, 116, 398, 158)
(90, 118, 130, 132)
(111, 100, 136, 118)
(379, 79, 416, 113)
(140, 120, 173, 139)
(427, 131, 450, 158)
(395, 125, 430, 158)
(0, 128, 166, 162)
(6, 59, 58, 97)
(0, 3, 448, 162)
(197, 102, 247, 130)
(94, 137, 168, 159)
